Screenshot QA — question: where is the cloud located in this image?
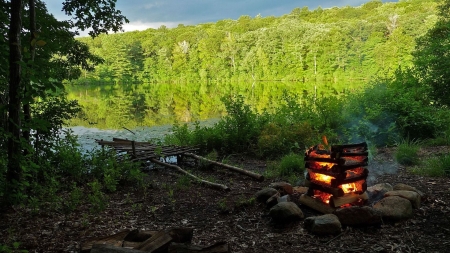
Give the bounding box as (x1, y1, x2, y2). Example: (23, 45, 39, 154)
(44, 0, 399, 35)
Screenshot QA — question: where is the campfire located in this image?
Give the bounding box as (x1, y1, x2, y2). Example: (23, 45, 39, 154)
(302, 139, 369, 212)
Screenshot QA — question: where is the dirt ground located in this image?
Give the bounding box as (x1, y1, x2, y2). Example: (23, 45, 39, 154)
(1, 147, 450, 253)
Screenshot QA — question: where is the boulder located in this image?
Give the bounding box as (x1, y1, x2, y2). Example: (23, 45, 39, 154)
(334, 206, 382, 226)
(304, 214, 341, 235)
(269, 202, 304, 222)
(367, 183, 393, 192)
(278, 195, 291, 203)
(385, 190, 421, 208)
(269, 182, 294, 195)
(266, 192, 280, 209)
(373, 196, 413, 221)
(255, 188, 278, 203)
(393, 183, 426, 200)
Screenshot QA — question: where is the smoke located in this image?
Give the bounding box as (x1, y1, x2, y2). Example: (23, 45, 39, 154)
(366, 150, 399, 186)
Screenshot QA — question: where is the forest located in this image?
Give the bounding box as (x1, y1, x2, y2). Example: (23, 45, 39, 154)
(72, 0, 439, 84)
(1, 0, 450, 251)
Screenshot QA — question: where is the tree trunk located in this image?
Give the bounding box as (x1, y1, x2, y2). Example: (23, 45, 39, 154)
(7, 0, 24, 203)
(23, 0, 36, 155)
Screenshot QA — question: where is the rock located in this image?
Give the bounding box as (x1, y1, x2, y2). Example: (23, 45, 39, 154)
(304, 214, 341, 235)
(278, 195, 291, 203)
(373, 196, 413, 221)
(334, 206, 382, 226)
(393, 183, 426, 200)
(367, 183, 393, 192)
(367, 183, 394, 205)
(269, 182, 294, 195)
(269, 202, 304, 222)
(255, 188, 278, 203)
(266, 192, 280, 209)
(293, 186, 308, 195)
(385, 190, 421, 208)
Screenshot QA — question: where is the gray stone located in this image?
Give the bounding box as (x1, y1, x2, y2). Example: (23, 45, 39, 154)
(304, 214, 341, 235)
(373, 196, 413, 221)
(269, 182, 294, 195)
(367, 183, 393, 192)
(269, 202, 304, 222)
(255, 188, 278, 203)
(266, 192, 280, 209)
(393, 183, 426, 200)
(334, 206, 382, 226)
(278, 195, 291, 203)
(385, 190, 421, 209)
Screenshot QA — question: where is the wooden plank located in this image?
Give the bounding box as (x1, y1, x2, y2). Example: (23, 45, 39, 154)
(133, 230, 173, 252)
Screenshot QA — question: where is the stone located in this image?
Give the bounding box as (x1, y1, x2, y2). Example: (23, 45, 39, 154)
(266, 192, 280, 209)
(385, 190, 421, 208)
(293, 186, 308, 195)
(393, 183, 426, 200)
(255, 188, 278, 203)
(304, 214, 341, 235)
(334, 206, 382, 226)
(373, 196, 413, 221)
(367, 183, 393, 192)
(269, 182, 294, 195)
(278, 195, 291, 203)
(269, 202, 304, 222)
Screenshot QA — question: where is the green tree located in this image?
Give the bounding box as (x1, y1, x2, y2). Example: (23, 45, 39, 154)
(4, 0, 128, 204)
(413, 0, 450, 106)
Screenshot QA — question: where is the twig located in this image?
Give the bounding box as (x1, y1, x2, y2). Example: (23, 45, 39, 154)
(122, 126, 136, 135)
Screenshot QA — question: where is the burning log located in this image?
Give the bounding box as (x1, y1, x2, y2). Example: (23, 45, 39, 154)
(330, 192, 369, 208)
(303, 142, 369, 212)
(299, 194, 335, 214)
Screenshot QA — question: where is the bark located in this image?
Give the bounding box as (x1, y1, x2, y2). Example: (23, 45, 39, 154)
(7, 0, 23, 202)
(23, 0, 36, 154)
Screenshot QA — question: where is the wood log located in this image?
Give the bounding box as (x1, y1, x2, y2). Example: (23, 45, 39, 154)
(299, 194, 335, 214)
(81, 229, 132, 253)
(134, 230, 173, 252)
(124, 230, 157, 242)
(329, 192, 369, 208)
(168, 241, 230, 253)
(184, 152, 264, 181)
(150, 158, 230, 191)
(91, 244, 146, 253)
(167, 227, 193, 243)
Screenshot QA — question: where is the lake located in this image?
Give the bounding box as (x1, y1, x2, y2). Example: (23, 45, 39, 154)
(64, 80, 366, 146)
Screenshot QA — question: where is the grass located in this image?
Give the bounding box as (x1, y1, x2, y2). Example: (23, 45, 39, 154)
(410, 154, 450, 177)
(395, 138, 421, 166)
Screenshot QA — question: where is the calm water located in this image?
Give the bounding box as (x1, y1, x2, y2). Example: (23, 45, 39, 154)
(65, 80, 365, 148)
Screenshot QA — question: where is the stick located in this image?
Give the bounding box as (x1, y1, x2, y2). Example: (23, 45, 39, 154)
(149, 158, 230, 191)
(122, 127, 136, 135)
(184, 153, 264, 181)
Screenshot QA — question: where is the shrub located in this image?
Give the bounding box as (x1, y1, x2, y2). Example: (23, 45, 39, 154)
(264, 153, 305, 179)
(411, 154, 450, 177)
(395, 138, 421, 166)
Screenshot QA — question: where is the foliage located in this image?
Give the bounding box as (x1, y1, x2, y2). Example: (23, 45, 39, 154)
(264, 153, 305, 179)
(413, 0, 450, 106)
(70, 0, 439, 84)
(0, 242, 28, 253)
(395, 138, 421, 166)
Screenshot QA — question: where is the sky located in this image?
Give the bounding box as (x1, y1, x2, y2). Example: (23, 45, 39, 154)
(43, 0, 398, 36)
